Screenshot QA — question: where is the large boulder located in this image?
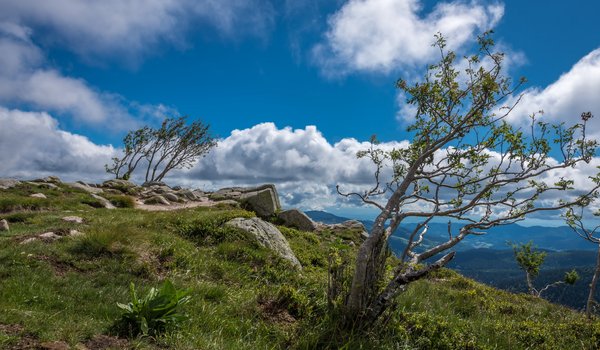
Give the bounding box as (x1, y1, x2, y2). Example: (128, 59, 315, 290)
(0, 179, 21, 189)
(225, 217, 301, 269)
(240, 185, 281, 217)
(278, 209, 317, 232)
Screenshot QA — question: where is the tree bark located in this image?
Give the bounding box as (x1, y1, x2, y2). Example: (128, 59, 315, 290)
(587, 242, 600, 318)
(363, 252, 455, 325)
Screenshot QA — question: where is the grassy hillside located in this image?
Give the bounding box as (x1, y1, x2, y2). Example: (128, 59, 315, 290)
(1, 182, 600, 349)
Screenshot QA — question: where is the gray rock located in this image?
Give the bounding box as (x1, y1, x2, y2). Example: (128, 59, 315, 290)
(20, 237, 37, 244)
(179, 190, 198, 201)
(32, 176, 61, 184)
(102, 179, 137, 189)
(67, 182, 104, 194)
(0, 178, 21, 189)
(319, 220, 369, 241)
(278, 209, 318, 231)
(0, 219, 9, 231)
(144, 195, 170, 205)
(152, 185, 173, 194)
(39, 232, 61, 241)
(142, 181, 166, 187)
(225, 217, 301, 268)
(240, 187, 280, 217)
(62, 216, 84, 224)
(91, 194, 116, 209)
(27, 181, 59, 189)
(163, 192, 180, 202)
(172, 185, 182, 191)
(69, 229, 84, 237)
(30, 193, 47, 199)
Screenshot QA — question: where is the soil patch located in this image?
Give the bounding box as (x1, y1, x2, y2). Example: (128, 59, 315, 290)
(258, 299, 296, 325)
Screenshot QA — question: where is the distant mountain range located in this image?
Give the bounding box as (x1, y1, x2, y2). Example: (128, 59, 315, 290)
(304, 210, 594, 252)
(305, 210, 599, 309)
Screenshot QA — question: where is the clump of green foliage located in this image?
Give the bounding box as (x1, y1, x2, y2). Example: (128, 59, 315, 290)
(106, 195, 136, 208)
(115, 280, 191, 337)
(173, 209, 254, 245)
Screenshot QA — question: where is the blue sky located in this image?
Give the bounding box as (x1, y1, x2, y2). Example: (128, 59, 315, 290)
(1, 0, 600, 223)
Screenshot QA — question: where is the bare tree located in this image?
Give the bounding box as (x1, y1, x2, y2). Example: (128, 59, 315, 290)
(512, 241, 579, 297)
(106, 116, 216, 182)
(565, 203, 600, 318)
(335, 33, 599, 329)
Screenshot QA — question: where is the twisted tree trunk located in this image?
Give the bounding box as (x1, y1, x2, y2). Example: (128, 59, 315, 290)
(587, 243, 600, 318)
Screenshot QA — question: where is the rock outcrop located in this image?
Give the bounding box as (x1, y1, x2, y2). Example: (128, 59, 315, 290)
(225, 217, 301, 269)
(277, 209, 317, 232)
(0, 178, 21, 189)
(317, 220, 369, 241)
(210, 184, 280, 217)
(67, 182, 104, 194)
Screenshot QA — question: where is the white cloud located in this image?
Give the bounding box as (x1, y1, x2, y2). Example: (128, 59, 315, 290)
(505, 48, 600, 137)
(171, 122, 408, 208)
(0, 0, 275, 63)
(0, 23, 175, 129)
(0, 107, 116, 181)
(313, 0, 503, 76)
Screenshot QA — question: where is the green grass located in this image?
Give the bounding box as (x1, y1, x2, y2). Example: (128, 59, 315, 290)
(0, 185, 599, 349)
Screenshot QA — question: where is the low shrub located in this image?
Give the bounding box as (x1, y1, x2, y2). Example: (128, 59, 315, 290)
(107, 195, 136, 208)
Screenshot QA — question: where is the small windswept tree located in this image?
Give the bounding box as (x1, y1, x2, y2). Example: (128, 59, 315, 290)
(106, 116, 216, 182)
(335, 32, 599, 330)
(512, 241, 579, 297)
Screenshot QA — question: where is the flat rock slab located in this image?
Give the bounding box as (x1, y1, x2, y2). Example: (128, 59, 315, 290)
(226, 217, 301, 269)
(30, 193, 47, 199)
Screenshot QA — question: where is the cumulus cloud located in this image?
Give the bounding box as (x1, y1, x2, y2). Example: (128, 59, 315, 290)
(505, 48, 600, 137)
(0, 0, 275, 63)
(0, 107, 116, 181)
(0, 23, 176, 129)
(313, 0, 503, 76)
(168, 122, 407, 209)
